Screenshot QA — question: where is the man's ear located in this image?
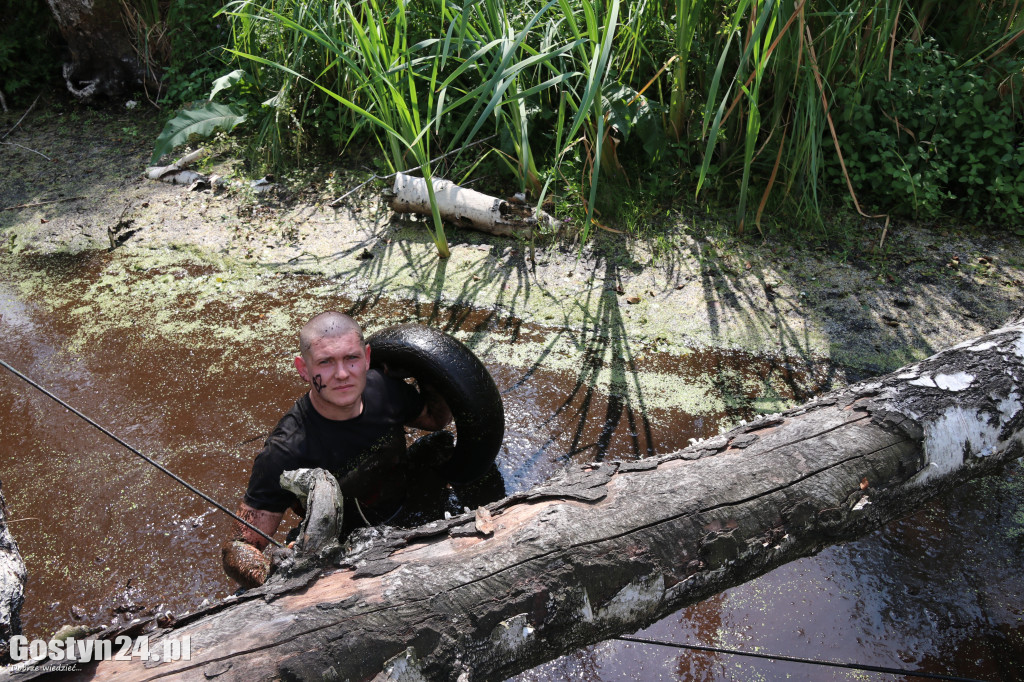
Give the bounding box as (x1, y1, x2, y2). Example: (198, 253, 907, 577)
(294, 355, 310, 382)
(364, 343, 371, 367)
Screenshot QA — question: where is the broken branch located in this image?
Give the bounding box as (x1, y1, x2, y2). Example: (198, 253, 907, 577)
(1, 95, 38, 141)
(0, 142, 51, 161)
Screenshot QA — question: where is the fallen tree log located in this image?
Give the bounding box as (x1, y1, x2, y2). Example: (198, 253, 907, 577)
(8, 314, 1024, 681)
(387, 173, 559, 238)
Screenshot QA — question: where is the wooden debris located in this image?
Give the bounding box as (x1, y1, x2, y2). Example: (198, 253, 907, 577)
(0, 479, 26, 660)
(474, 507, 495, 536)
(145, 148, 210, 186)
(1, 95, 38, 141)
(387, 172, 558, 238)
(1, 197, 87, 212)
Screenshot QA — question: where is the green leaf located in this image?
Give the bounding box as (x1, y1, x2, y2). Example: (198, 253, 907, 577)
(209, 69, 248, 101)
(151, 103, 247, 164)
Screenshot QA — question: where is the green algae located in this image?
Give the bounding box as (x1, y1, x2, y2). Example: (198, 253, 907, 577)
(469, 328, 731, 417)
(0, 244, 827, 428)
(2, 249, 294, 362)
(3, 179, 1014, 431)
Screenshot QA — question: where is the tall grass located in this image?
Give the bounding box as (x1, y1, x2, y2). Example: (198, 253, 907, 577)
(208, 0, 1024, 243)
(668, 0, 709, 140)
(693, 0, 907, 231)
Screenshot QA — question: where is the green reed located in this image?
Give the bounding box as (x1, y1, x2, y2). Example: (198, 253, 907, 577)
(210, 0, 1023, 242)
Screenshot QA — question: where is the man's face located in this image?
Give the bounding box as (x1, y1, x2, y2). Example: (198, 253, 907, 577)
(295, 331, 371, 419)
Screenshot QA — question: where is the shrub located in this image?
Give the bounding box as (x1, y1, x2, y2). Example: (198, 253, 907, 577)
(150, 0, 1024, 241)
(0, 0, 62, 105)
(834, 39, 1024, 226)
(159, 0, 233, 105)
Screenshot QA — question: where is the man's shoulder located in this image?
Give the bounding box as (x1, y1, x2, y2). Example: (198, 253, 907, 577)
(246, 397, 311, 513)
(261, 394, 313, 457)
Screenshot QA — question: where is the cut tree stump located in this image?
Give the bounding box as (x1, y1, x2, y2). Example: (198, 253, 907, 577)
(7, 314, 1024, 681)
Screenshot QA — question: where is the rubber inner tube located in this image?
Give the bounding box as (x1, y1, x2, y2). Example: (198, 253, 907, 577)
(367, 324, 504, 484)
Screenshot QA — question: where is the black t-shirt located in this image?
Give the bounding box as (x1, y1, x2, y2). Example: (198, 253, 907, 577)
(244, 370, 425, 520)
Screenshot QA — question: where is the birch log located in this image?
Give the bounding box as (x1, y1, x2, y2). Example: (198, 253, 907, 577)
(145, 149, 211, 187)
(7, 315, 1024, 681)
(388, 173, 558, 238)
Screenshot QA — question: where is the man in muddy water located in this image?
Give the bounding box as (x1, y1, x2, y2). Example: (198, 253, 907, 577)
(222, 311, 453, 588)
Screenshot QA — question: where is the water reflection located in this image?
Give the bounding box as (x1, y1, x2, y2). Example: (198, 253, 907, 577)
(520, 463, 1024, 681)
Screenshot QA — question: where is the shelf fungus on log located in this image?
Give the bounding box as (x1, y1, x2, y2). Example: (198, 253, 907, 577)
(8, 314, 1024, 682)
(387, 172, 559, 239)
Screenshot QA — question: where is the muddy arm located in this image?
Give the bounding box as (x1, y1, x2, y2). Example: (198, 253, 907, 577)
(221, 503, 283, 589)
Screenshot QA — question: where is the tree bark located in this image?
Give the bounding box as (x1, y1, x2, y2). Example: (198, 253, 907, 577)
(9, 314, 1024, 681)
(387, 173, 558, 238)
(45, 0, 152, 99)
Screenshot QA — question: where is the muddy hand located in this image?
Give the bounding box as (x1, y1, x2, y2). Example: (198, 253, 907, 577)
(222, 540, 271, 589)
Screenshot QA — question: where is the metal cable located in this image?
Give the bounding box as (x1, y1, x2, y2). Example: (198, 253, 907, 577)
(0, 358, 283, 548)
(615, 635, 989, 682)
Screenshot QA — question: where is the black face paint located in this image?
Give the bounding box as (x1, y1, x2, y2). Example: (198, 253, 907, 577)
(312, 374, 326, 393)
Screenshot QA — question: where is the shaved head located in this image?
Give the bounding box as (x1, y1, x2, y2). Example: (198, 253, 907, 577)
(299, 311, 364, 357)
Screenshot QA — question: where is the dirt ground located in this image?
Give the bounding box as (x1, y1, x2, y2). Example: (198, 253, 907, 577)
(2, 98, 1023, 386)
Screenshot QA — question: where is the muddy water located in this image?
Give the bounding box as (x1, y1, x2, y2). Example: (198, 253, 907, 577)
(519, 463, 1024, 681)
(0, 250, 1020, 680)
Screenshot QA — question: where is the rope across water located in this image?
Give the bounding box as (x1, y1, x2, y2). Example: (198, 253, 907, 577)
(615, 635, 988, 682)
(0, 357, 284, 548)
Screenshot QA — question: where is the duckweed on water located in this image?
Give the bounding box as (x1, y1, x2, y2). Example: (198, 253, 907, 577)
(2, 248, 826, 420)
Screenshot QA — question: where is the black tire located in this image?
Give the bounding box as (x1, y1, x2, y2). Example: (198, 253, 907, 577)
(367, 324, 504, 484)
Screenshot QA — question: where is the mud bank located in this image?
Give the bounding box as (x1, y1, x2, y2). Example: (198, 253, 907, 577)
(2, 103, 1023, 383)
